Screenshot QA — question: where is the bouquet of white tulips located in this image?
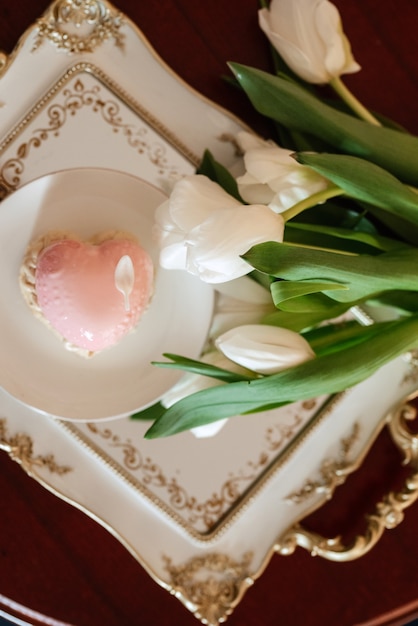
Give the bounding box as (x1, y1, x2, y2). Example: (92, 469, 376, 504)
(133, 0, 418, 438)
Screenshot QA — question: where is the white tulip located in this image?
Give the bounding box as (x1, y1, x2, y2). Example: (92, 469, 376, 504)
(155, 175, 284, 283)
(210, 276, 276, 339)
(236, 131, 329, 213)
(258, 0, 361, 84)
(215, 324, 315, 375)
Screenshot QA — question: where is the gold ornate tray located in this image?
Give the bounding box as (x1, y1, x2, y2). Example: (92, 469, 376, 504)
(1, 3, 418, 624)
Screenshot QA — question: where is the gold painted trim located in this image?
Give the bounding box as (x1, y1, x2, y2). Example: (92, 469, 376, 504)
(275, 390, 418, 562)
(0, 1, 125, 79)
(0, 416, 252, 624)
(0, 418, 72, 477)
(32, 0, 125, 54)
(285, 422, 361, 504)
(0, 61, 199, 198)
(164, 552, 254, 626)
(0, 417, 184, 613)
(1, 0, 252, 150)
(159, 390, 418, 623)
(402, 350, 418, 388)
(62, 406, 307, 536)
(57, 393, 355, 544)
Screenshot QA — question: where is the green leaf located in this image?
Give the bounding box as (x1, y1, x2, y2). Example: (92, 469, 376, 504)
(291, 199, 405, 247)
(153, 353, 253, 382)
(197, 149, 243, 201)
(262, 302, 351, 331)
(131, 402, 166, 421)
(366, 291, 418, 314)
(295, 152, 418, 227)
(275, 292, 347, 313)
(244, 242, 418, 303)
(292, 200, 376, 233)
(144, 315, 418, 438)
(285, 221, 405, 254)
(302, 320, 391, 357)
(270, 280, 347, 311)
(228, 63, 418, 186)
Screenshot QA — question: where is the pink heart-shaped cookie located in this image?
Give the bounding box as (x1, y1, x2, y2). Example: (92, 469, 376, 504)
(35, 237, 153, 354)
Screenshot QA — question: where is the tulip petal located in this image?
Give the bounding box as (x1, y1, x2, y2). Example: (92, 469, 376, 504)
(216, 324, 315, 374)
(186, 205, 284, 283)
(258, 0, 360, 84)
(236, 132, 328, 211)
(190, 420, 228, 438)
(169, 175, 240, 231)
(155, 174, 284, 283)
(315, 1, 361, 76)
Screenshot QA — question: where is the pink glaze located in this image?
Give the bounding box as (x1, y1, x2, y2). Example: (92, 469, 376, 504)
(35, 238, 154, 353)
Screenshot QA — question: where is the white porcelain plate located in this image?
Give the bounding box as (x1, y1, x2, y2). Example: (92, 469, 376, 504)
(0, 167, 213, 421)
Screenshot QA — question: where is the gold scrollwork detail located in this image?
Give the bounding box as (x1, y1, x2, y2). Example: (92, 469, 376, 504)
(32, 0, 125, 54)
(87, 408, 307, 532)
(164, 551, 254, 626)
(0, 177, 13, 200)
(87, 421, 253, 531)
(0, 418, 72, 477)
(276, 392, 418, 562)
(0, 76, 180, 193)
(401, 350, 418, 388)
(285, 422, 360, 504)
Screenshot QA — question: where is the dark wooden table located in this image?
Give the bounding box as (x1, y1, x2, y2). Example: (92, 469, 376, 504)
(1, 1, 418, 625)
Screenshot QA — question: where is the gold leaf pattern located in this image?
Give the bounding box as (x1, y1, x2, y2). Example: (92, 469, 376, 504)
(285, 422, 360, 504)
(0, 76, 181, 191)
(0, 418, 72, 477)
(401, 350, 418, 387)
(86, 407, 307, 532)
(32, 0, 125, 54)
(164, 551, 253, 626)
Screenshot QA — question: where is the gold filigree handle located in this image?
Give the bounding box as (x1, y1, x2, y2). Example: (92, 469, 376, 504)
(275, 392, 418, 562)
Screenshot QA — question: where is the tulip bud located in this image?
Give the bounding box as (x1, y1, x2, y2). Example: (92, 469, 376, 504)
(258, 0, 361, 84)
(210, 276, 276, 339)
(236, 131, 329, 212)
(215, 324, 315, 374)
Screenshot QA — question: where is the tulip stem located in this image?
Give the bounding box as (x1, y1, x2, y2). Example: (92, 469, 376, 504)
(329, 77, 381, 126)
(280, 185, 345, 222)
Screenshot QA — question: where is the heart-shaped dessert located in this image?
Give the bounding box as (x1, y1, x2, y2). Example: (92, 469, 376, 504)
(20, 231, 154, 356)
